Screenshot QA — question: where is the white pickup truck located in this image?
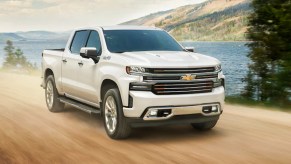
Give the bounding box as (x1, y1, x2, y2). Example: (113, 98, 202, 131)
(41, 26, 225, 139)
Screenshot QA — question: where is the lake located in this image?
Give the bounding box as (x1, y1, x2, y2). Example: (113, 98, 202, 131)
(0, 40, 250, 96)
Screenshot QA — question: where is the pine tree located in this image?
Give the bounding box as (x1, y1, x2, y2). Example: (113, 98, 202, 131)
(3, 40, 16, 68)
(242, 0, 291, 106)
(3, 40, 36, 71)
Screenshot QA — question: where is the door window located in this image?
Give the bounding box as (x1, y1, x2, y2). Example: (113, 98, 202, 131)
(86, 31, 102, 52)
(70, 30, 89, 54)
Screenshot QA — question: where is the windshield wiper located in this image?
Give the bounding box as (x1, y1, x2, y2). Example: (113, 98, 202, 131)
(113, 51, 135, 53)
(113, 51, 126, 53)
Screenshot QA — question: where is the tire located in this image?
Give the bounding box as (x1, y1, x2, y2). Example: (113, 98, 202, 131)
(45, 75, 65, 112)
(191, 120, 218, 131)
(102, 88, 131, 139)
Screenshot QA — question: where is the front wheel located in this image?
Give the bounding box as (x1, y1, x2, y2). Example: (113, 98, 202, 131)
(102, 88, 131, 139)
(45, 75, 64, 112)
(191, 120, 218, 131)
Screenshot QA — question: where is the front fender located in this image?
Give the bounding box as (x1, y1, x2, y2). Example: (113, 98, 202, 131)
(97, 63, 139, 106)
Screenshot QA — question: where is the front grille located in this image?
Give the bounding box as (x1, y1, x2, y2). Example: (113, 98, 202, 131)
(141, 67, 219, 95)
(152, 81, 213, 95)
(148, 67, 215, 74)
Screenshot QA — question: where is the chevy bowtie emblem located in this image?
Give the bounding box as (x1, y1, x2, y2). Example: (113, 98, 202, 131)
(181, 74, 196, 81)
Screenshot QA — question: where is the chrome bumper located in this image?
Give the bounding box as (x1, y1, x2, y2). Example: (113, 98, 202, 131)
(143, 103, 221, 120)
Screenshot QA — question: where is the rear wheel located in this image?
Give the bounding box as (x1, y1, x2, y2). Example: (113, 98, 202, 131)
(191, 120, 218, 131)
(102, 88, 131, 139)
(45, 75, 64, 112)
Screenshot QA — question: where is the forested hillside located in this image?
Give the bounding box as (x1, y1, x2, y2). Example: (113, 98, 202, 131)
(171, 2, 251, 41)
(122, 0, 252, 41)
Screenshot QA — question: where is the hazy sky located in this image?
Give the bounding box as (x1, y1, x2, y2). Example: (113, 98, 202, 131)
(0, 0, 207, 32)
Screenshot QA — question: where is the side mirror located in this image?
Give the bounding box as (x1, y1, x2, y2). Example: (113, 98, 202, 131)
(185, 47, 195, 52)
(80, 47, 100, 63)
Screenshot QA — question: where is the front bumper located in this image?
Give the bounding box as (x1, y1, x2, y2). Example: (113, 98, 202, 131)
(123, 86, 224, 118)
(126, 114, 220, 128)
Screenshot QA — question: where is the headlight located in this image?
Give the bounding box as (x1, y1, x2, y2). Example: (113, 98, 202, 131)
(215, 64, 222, 72)
(126, 66, 147, 74)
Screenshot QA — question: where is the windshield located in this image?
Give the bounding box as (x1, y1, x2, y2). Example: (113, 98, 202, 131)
(103, 30, 184, 53)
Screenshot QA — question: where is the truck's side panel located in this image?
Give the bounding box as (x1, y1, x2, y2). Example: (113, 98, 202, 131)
(61, 54, 85, 97)
(74, 58, 99, 104)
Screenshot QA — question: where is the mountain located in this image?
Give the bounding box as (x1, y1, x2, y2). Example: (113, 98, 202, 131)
(122, 0, 252, 41)
(16, 31, 70, 40)
(0, 33, 25, 42)
(0, 31, 70, 42)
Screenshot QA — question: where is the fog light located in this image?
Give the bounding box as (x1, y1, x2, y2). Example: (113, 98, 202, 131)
(212, 106, 218, 112)
(149, 110, 158, 116)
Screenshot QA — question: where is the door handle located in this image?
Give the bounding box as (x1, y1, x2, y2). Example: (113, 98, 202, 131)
(78, 61, 83, 66)
(62, 59, 67, 63)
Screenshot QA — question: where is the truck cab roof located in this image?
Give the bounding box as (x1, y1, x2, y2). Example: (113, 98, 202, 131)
(75, 25, 162, 31)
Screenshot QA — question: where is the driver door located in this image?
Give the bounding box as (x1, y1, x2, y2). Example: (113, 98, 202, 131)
(61, 30, 90, 99)
(74, 30, 102, 103)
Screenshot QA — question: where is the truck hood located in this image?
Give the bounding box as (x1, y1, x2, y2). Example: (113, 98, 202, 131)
(116, 51, 220, 68)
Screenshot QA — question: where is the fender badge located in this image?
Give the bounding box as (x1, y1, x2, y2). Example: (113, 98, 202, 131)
(103, 56, 111, 60)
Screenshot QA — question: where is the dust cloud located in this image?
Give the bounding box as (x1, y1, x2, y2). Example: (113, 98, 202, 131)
(0, 72, 291, 163)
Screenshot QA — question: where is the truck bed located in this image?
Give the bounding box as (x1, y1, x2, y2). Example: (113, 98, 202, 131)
(42, 48, 65, 57)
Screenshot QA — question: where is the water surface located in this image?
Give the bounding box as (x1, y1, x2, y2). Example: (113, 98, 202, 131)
(0, 41, 250, 96)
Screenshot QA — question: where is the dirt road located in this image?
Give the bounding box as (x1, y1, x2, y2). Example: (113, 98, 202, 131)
(0, 72, 291, 164)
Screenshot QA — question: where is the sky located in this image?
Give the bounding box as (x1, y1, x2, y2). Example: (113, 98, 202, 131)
(0, 0, 207, 32)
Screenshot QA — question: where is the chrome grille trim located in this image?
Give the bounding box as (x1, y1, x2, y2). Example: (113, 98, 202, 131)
(144, 76, 180, 81)
(154, 82, 212, 87)
(155, 89, 212, 94)
(141, 71, 219, 77)
(148, 67, 215, 74)
(144, 78, 218, 83)
(154, 86, 212, 90)
(153, 81, 214, 95)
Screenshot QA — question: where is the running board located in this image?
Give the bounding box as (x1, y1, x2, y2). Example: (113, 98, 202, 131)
(59, 97, 101, 115)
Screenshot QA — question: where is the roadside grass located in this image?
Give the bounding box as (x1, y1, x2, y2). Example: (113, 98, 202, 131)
(226, 96, 291, 111)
